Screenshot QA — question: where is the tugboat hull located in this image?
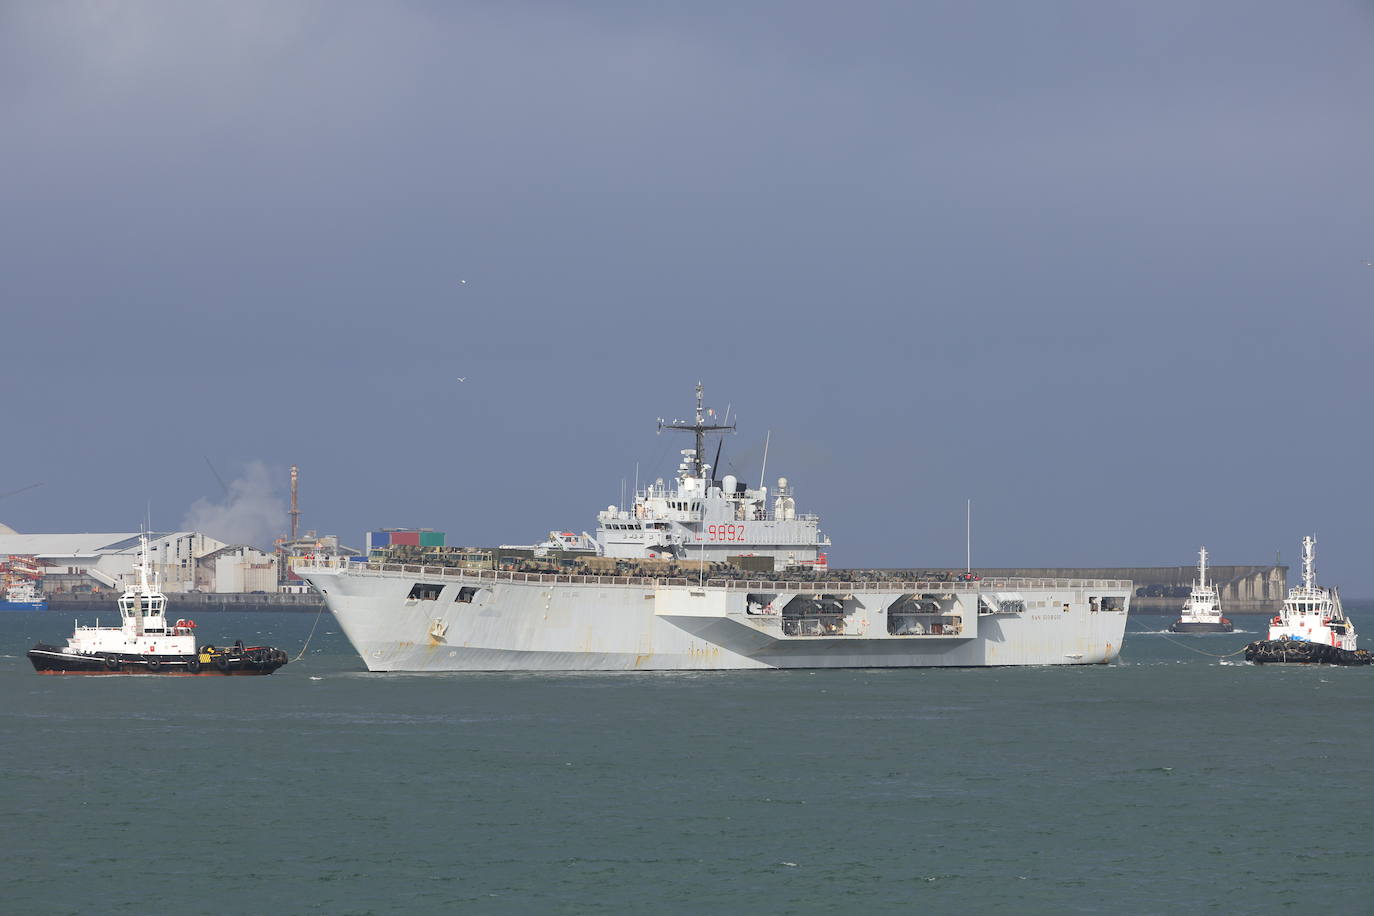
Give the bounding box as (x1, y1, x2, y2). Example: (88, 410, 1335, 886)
(1169, 620, 1233, 633)
(27, 644, 290, 675)
(1244, 639, 1371, 666)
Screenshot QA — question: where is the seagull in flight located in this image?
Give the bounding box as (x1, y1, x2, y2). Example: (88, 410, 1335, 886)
(456, 377, 467, 382)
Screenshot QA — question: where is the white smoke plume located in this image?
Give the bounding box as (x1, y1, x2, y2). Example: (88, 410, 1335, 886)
(182, 461, 286, 549)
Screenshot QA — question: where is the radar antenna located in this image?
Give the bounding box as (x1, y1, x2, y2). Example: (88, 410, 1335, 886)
(658, 382, 735, 478)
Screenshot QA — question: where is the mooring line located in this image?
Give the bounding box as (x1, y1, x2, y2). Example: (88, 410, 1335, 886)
(1154, 632, 1250, 658)
(294, 602, 328, 661)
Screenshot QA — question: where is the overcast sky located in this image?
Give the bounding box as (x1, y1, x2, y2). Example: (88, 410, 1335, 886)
(2, 2, 1372, 590)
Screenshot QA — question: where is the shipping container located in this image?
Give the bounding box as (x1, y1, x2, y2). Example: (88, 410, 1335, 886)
(369, 531, 391, 549)
(419, 531, 446, 548)
(391, 531, 421, 547)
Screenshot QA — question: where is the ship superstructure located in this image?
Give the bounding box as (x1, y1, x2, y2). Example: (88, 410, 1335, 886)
(596, 384, 829, 568)
(1167, 547, 1232, 633)
(299, 385, 1132, 672)
(1266, 536, 1355, 650)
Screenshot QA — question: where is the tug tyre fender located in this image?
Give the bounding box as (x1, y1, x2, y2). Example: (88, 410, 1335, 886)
(186, 656, 201, 673)
(214, 653, 231, 671)
(146, 657, 161, 672)
(104, 654, 120, 671)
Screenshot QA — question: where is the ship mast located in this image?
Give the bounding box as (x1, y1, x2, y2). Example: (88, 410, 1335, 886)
(658, 382, 735, 479)
(289, 465, 301, 541)
(1197, 546, 1208, 588)
(131, 532, 150, 637)
(1301, 535, 1315, 590)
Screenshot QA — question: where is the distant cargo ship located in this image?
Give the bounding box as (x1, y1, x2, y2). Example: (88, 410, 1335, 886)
(1, 555, 46, 611)
(299, 385, 1131, 671)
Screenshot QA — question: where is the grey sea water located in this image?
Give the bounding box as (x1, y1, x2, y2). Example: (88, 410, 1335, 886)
(3, 606, 1372, 915)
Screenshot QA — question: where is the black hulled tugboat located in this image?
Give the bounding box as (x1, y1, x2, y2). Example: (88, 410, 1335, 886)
(27, 534, 289, 676)
(1245, 536, 1370, 666)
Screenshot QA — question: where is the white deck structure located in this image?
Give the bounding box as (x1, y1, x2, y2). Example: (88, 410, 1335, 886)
(1169, 547, 1232, 631)
(1266, 535, 1357, 650)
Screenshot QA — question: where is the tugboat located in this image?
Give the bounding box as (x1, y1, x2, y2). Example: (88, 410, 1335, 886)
(1245, 535, 1370, 666)
(27, 534, 289, 676)
(1168, 546, 1233, 633)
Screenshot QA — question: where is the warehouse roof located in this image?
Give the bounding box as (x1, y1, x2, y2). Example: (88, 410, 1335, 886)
(0, 533, 137, 556)
(0, 531, 194, 557)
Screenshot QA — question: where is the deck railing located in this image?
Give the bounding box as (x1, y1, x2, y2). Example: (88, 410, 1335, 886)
(293, 557, 1130, 592)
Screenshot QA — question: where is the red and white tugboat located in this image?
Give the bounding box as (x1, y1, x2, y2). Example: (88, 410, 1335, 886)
(1245, 535, 1370, 666)
(27, 534, 289, 676)
(1168, 546, 1233, 633)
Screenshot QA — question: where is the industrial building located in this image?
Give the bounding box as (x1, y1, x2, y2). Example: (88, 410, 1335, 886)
(0, 524, 279, 596)
(197, 544, 279, 593)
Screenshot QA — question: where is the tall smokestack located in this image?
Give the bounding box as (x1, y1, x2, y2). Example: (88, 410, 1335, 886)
(289, 465, 300, 541)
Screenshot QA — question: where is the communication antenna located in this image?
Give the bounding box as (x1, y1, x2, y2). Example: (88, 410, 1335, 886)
(965, 499, 971, 573)
(658, 382, 735, 478)
(759, 431, 771, 491)
(289, 465, 301, 541)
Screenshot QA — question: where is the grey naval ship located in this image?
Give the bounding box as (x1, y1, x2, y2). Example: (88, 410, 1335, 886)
(298, 386, 1130, 671)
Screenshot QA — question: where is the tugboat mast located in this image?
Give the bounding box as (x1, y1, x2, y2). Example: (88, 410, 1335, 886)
(658, 382, 735, 478)
(1301, 535, 1316, 590)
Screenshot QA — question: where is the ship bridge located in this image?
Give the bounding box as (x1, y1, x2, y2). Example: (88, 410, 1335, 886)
(595, 385, 828, 570)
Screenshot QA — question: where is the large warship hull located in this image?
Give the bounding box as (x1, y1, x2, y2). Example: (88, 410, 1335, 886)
(302, 563, 1130, 671)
